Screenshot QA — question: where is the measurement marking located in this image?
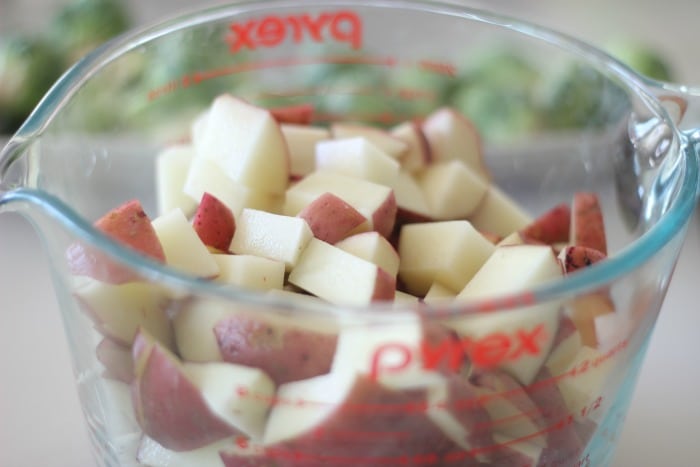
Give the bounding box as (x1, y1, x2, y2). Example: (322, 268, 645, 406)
(146, 55, 457, 101)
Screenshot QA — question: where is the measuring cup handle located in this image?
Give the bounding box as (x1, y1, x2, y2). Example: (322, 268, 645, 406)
(648, 82, 700, 199)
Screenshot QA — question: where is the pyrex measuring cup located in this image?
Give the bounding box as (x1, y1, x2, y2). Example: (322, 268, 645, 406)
(1, 1, 699, 466)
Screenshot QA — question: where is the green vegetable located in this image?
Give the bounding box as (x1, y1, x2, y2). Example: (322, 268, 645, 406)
(451, 49, 542, 140)
(540, 63, 630, 130)
(452, 82, 540, 142)
(0, 36, 64, 133)
(49, 0, 131, 64)
(605, 40, 674, 81)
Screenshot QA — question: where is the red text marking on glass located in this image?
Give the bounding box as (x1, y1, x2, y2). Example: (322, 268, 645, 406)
(419, 60, 458, 78)
(369, 324, 548, 381)
(231, 338, 626, 413)
(226, 10, 362, 53)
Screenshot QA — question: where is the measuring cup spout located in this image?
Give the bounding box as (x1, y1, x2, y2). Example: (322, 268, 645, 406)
(0, 138, 31, 211)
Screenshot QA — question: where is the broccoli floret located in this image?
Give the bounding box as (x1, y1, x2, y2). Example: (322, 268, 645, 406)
(0, 36, 64, 133)
(49, 0, 131, 64)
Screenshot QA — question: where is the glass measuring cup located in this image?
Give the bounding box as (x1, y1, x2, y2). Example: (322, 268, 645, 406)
(1, 1, 699, 466)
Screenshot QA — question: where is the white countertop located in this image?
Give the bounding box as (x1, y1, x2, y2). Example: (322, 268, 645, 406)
(2, 1, 700, 466)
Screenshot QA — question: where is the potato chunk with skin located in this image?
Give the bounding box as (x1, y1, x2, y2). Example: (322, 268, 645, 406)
(288, 238, 395, 305)
(230, 208, 313, 271)
(398, 220, 495, 296)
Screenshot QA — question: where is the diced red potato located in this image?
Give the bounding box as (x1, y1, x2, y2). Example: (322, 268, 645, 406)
(192, 193, 236, 252)
(390, 119, 431, 172)
(214, 312, 338, 385)
(471, 370, 547, 448)
(262, 372, 458, 466)
(284, 171, 397, 238)
(421, 107, 489, 180)
(71, 95, 625, 466)
(173, 300, 228, 362)
(547, 314, 581, 364)
(220, 442, 277, 467)
(520, 203, 571, 245)
(190, 109, 210, 148)
(451, 246, 564, 385)
(212, 254, 286, 291)
(393, 170, 434, 223)
(333, 231, 400, 277)
(558, 245, 607, 273)
(297, 192, 368, 244)
(478, 230, 503, 245)
(330, 122, 409, 159)
(550, 345, 616, 422)
(281, 124, 331, 179)
(457, 244, 563, 301)
(571, 192, 608, 255)
(398, 220, 495, 296)
(569, 291, 616, 348)
(425, 374, 494, 460)
(96, 337, 134, 384)
(393, 290, 421, 305)
(66, 200, 166, 284)
(269, 103, 315, 125)
(152, 208, 220, 278)
(230, 208, 314, 271)
(422, 281, 457, 304)
(137, 436, 260, 467)
(315, 137, 400, 188)
(75, 278, 174, 350)
(525, 367, 586, 466)
(183, 157, 286, 217)
(288, 237, 396, 305)
(155, 145, 197, 217)
(468, 186, 533, 238)
(193, 94, 290, 195)
(489, 434, 544, 467)
(183, 157, 248, 217)
(131, 330, 274, 451)
(417, 159, 490, 220)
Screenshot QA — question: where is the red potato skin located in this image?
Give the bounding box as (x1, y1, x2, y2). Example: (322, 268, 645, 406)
(520, 203, 571, 245)
(571, 192, 607, 255)
(96, 337, 134, 384)
(551, 314, 578, 349)
(559, 245, 607, 273)
(220, 453, 278, 467)
(298, 192, 367, 244)
(66, 200, 165, 283)
(390, 119, 432, 171)
(193, 192, 236, 252)
(526, 367, 585, 467)
(131, 338, 238, 451)
(437, 374, 495, 462)
(264, 376, 461, 467)
(372, 190, 398, 239)
(371, 267, 396, 302)
(421, 107, 490, 180)
(269, 103, 315, 125)
(471, 370, 546, 440)
(94, 200, 166, 261)
(214, 314, 338, 386)
(479, 230, 503, 245)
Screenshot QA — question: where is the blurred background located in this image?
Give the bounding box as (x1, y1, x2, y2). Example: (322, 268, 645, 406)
(1, 1, 699, 467)
(0, 0, 694, 136)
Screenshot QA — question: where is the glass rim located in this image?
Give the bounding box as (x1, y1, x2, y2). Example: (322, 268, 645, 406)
(1, 0, 698, 318)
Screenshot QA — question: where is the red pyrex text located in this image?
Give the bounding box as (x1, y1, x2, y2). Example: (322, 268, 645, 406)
(370, 324, 547, 380)
(226, 10, 362, 53)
